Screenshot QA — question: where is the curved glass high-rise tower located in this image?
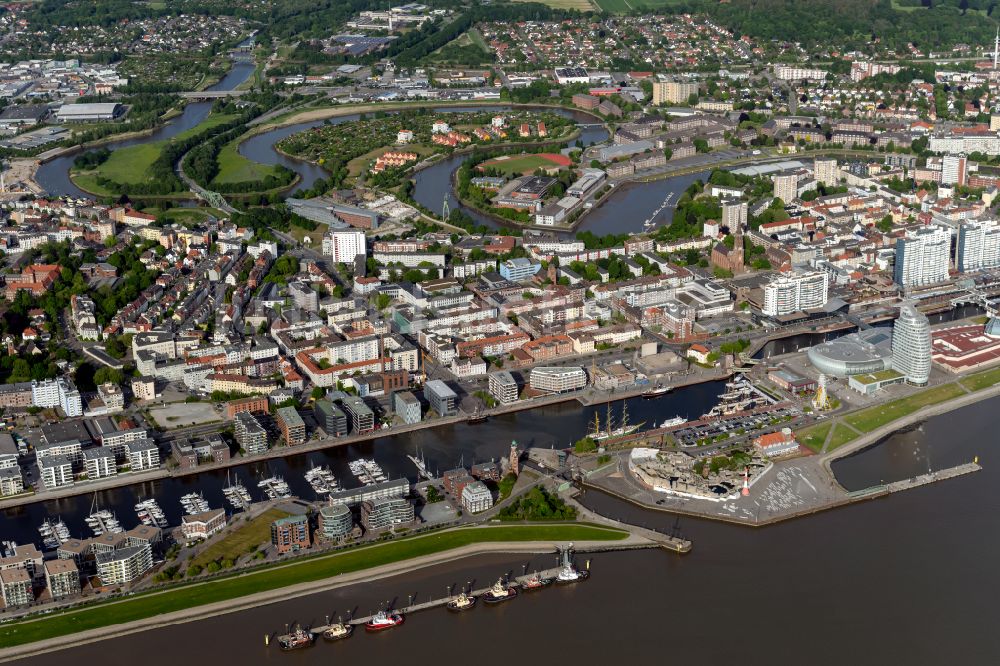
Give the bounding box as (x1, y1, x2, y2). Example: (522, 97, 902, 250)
(891, 303, 931, 386)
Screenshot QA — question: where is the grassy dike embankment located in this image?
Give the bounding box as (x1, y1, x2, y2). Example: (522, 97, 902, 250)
(0, 524, 626, 655)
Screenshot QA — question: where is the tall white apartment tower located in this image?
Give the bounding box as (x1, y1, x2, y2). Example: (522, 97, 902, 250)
(893, 226, 951, 287)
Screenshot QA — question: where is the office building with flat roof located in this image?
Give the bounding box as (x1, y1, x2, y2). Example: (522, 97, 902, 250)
(342, 396, 375, 434)
(314, 399, 348, 437)
(392, 390, 421, 424)
(424, 379, 457, 416)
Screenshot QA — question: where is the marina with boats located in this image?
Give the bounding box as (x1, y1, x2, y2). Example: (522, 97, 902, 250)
(304, 465, 343, 496)
(134, 499, 168, 528)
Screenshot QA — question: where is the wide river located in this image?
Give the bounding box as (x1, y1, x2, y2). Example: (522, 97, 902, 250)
(18, 390, 1000, 665)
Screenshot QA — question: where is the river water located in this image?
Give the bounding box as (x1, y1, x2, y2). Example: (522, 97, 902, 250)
(0, 381, 726, 545)
(19, 392, 1000, 665)
(35, 62, 257, 199)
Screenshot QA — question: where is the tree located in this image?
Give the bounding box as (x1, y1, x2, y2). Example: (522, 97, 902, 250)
(104, 336, 127, 359)
(93, 367, 124, 386)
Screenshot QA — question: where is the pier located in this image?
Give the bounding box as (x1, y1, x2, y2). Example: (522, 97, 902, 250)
(310, 564, 582, 633)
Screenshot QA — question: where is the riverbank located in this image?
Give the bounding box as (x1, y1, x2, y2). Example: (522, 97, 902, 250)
(819, 377, 1000, 473)
(0, 524, 629, 661)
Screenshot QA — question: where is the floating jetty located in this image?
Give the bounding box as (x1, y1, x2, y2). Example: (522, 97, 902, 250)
(308, 564, 577, 635)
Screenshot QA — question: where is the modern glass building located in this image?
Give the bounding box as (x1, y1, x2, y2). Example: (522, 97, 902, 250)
(891, 304, 931, 385)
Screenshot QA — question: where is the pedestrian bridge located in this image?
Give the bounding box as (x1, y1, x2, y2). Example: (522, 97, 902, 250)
(179, 90, 250, 100)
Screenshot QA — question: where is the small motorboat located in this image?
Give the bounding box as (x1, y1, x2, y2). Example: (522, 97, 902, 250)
(483, 578, 518, 604)
(446, 591, 477, 612)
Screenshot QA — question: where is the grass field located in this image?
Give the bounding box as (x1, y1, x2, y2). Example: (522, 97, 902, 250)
(480, 152, 571, 176)
(959, 366, 1000, 393)
(191, 509, 289, 568)
(140, 207, 227, 225)
(213, 138, 283, 184)
(593, 0, 687, 11)
(0, 524, 625, 649)
(286, 223, 326, 247)
(843, 383, 968, 434)
(797, 421, 833, 453)
(825, 423, 860, 451)
(71, 112, 240, 192)
(512, 0, 595, 8)
(468, 28, 489, 53)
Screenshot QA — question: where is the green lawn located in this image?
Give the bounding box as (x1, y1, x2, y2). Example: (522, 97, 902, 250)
(797, 421, 832, 453)
(0, 524, 625, 649)
(843, 383, 968, 434)
(959, 366, 1000, 393)
(213, 137, 283, 184)
(191, 508, 290, 568)
(825, 423, 859, 451)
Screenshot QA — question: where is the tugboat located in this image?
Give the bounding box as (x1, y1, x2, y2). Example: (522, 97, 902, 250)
(483, 578, 518, 604)
(276, 625, 314, 651)
(555, 545, 590, 584)
(446, 591, 477, 612)
(321, 617, 354, 642)
(365, 609, 404, 632)
(520, 571, 553, 591)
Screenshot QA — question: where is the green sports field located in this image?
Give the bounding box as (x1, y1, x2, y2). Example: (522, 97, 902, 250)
(480, 153, 570, 176)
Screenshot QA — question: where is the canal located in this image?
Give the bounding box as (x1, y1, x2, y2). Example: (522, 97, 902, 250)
(19, 392, 1000, 664)
(1, 381, 726, 545)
